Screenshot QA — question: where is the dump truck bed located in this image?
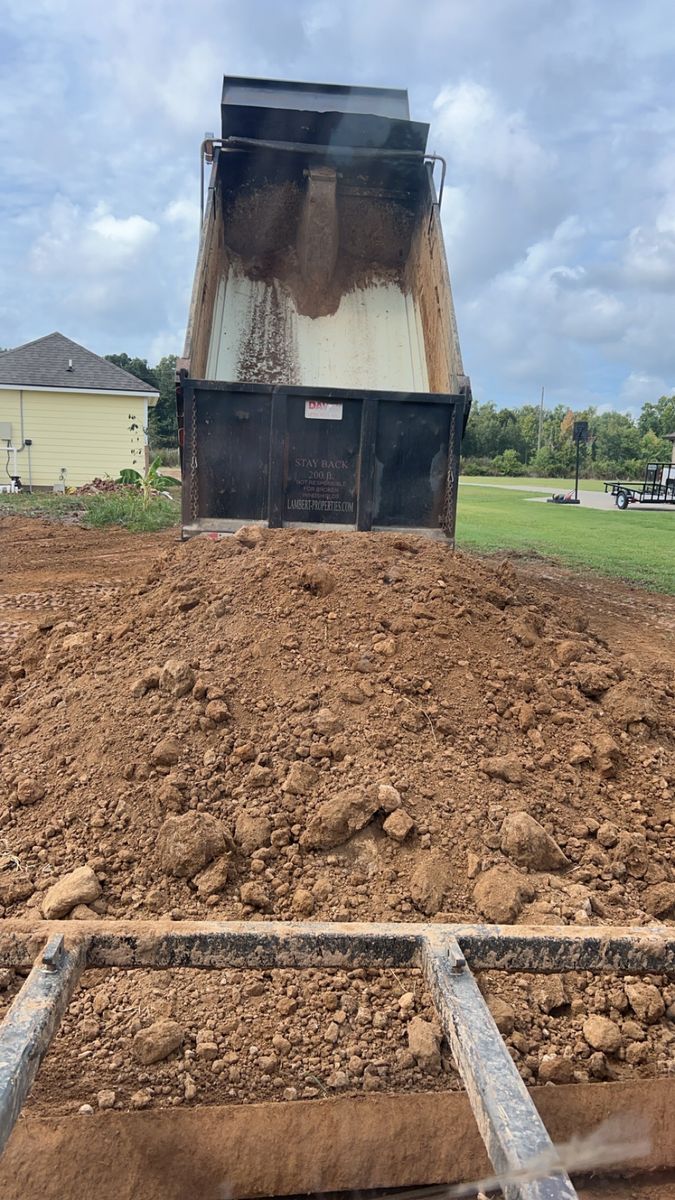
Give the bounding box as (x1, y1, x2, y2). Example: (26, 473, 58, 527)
(178, 76, 471, 540)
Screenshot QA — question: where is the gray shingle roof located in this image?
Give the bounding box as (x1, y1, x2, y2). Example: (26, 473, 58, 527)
(0, 333, 159, 394)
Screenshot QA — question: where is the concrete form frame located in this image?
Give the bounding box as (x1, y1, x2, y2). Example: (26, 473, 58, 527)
(0, 919, 673, 1199)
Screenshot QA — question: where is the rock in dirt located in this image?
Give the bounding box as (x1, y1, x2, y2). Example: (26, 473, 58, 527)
(625, 982, 665, 1024)
(247, 763, 273, 788)
(234, 813, 271, 855)
(553, 640, 584, 666)
(133, 1018, 184, 1065)
(300, 789, 379, 850)
(592, 732, 622, 777)
(603, 681, 658, 728)
(486, 994, 515, 1034)
(409, 853, 451, 915)
(194, 855, 231, 896)
(0, 870, 35, 906)
(538, 1054, 574, 1084)
(282, 762, 318, 795)
(157, 812, 226, 879)
(480, 753, 524, 785)
(382, 809, 415, 842)
(407, 1016, 441, 1074)
(205, 699, 230, 724)
(583, 1015, 622, 1054)
(572, 663, 617, 698)
(235, 525, 265, 549)
(151, 735, 181, 767)
(473, 867, 532, 923)
(376, 783, 402, 813)
(159, 659, 195, 698)
(500, 811, 569, 871)
(314, 708, 343, 736)
(130, 666, 160, 698)
(641, 882, 675, 918)
(42, 866, 101, 919)
(299, 563, 336, 596)
(69, 904, 100, 920)
(292, 887, 315, 916)
(596, 821, 619, 848)
(15, 778, 45, 806)
(612, 832, 649, 879)
(240, 881, 270, 910)
(534, 976, 569, 1014)
(569, 742, 592, 766)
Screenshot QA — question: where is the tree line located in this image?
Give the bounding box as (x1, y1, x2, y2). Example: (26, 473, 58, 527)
(105, 353, 178, 447)
(462, 394, 675, 478)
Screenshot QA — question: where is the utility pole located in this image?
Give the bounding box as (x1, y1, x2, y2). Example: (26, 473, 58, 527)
(537, 386, 544, 454)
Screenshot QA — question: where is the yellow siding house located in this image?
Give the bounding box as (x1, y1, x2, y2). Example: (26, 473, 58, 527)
(0, 332, 159, 490)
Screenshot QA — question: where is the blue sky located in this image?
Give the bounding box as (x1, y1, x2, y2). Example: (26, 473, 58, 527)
(1, 0, 675, 415)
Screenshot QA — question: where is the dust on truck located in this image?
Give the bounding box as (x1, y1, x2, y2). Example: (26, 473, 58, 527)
(177, 76, 471, 540)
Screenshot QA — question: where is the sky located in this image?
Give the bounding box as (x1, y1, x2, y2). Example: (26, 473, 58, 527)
(1, 0, 675, 416)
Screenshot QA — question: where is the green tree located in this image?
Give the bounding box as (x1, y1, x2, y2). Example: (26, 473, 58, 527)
(593, 411, 640, 467)
(105, 353, 158, 390)
(638, 395, 675, 439)
(149, 355, 178, 447)
(639, 428, 670, 463)
(493, 447, 526, 475)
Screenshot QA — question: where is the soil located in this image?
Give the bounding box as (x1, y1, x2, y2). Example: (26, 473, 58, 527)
(0, 517, 176, 654)
(0, 520, 673, 1123)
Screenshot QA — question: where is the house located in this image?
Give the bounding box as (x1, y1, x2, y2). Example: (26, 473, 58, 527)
(0, 332, 159, 489)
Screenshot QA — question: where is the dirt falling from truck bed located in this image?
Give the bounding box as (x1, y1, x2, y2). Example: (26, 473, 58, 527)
(0, 527, 674, 1110)
(223, 182, 416, 318)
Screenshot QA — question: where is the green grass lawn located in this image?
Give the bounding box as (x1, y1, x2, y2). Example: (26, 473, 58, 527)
(457, 482, 675, 593)
(0, 490, 180, 532)
(461, 475, 610, 491)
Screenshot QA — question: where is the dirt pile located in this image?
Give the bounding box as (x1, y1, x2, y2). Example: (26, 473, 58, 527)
(0, 526, 674, 1110)
(1, 527, 673, 928)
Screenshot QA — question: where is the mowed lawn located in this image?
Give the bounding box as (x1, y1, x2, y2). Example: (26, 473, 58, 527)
(457, 482, 675, 593)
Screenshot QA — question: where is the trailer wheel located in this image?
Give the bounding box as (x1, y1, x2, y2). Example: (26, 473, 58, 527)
(616, 490, 629, 510)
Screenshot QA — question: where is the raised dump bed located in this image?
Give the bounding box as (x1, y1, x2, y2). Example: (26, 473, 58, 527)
(178, 76, 471, 539)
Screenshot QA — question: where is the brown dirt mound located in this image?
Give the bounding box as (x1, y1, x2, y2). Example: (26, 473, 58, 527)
(0, 527, 674, 1111)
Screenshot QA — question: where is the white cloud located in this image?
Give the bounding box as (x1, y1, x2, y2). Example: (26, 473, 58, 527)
(164, 198, 201, 238)
(30, 199, 158, 278)
(148, 328, 185, 363)
(622, 219, 675, 289)
(302, 1, 340, 41)
(619, 371, 673, 408)
(433, 81, 552, 186)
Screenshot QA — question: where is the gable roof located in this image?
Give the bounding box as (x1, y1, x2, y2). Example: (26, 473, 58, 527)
(0, 333, 159, 394)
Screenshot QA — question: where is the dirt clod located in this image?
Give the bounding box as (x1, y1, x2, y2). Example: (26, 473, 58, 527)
(157, 813, 227, 879)
(583, 1015, 623, 1054)
(41, 867, 101, 919)
(500, 811, 569, 871)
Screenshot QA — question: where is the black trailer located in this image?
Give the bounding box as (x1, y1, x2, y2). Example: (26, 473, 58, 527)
(604, 461, 675, 509)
